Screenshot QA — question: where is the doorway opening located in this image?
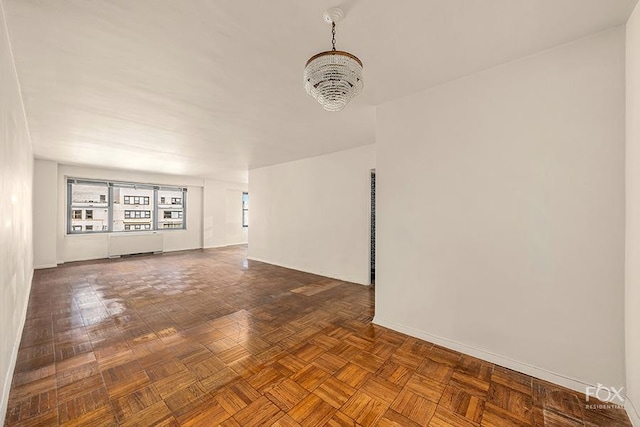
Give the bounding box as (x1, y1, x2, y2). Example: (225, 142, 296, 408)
(370, 169, 376, 285)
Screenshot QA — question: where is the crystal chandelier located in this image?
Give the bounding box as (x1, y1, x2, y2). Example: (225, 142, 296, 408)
(303, 8, 363, 112)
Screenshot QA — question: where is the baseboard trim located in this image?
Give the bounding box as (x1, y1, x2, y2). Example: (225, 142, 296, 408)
(373, 316, 593, 394)
(203, 243, 248, 249)
(627, 397, 640, 427)
(161, 246, 202, 254)
(34, 263, 57, 269)
(246, 256, 368, 286)
(0, 269, 34, 423)
(62, 246, 209, 263)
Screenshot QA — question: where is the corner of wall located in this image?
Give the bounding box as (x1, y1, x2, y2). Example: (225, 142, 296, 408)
(627, 397, 640, 427)
(627, 1, 640, 424)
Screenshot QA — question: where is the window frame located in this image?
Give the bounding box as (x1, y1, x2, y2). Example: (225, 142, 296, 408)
(242, 192, 249, 228)
(67, 178, 187, 235)
(124, 223, 151, 231)
(124, 195, 150, 205)
(124, 210, 151, 219)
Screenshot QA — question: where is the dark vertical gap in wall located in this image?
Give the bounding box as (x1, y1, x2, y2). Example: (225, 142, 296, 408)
(370, 169, 376, 285)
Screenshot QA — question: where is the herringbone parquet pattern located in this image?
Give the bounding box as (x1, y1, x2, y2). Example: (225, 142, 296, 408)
(4, 245, 632, 426)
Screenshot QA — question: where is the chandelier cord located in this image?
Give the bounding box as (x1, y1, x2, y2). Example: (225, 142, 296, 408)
(331, 22, 336, 51)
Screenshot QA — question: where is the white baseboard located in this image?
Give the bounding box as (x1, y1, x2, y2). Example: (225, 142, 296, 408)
(203, 243, 247, 249)
(34, 263, 56, 269)
(0, 269, 34, 424)
(372, 316, 593, 394)
(162, 246, 201, 254)
(627, 397, 640, 427)
(246, 256, 369, 286)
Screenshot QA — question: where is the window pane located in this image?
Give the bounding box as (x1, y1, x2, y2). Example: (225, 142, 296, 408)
(242, 192, 249, 227)
(68, 181, 109, 233)
(113, 187, 154, 232)
(71, 182, 108, 207)
(158, 189, 184, 229)
(70, 207, 108, 233)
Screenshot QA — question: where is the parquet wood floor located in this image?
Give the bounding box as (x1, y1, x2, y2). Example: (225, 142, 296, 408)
(4, 245, 632, 426)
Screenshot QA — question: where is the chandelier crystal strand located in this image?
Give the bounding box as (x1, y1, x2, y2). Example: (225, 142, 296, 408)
(303, 11, 363, 112)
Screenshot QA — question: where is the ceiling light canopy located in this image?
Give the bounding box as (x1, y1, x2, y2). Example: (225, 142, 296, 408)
(303, 8, 363, 112)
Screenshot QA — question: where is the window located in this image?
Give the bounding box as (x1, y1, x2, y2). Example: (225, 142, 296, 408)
(123, 196, 149, 205)
(67, 179, 187, 234)
(113, 186, 154, 232)
(163, 223, 183, 229)
(242, 192, 249, 227)
(158, 189, 185, 229)
(124, 210, 151, 219)
(124, 224, 151, 231)
(68, 181, 110, 233)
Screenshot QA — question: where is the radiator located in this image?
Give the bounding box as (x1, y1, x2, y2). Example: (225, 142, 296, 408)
(108, 233, 163, 257)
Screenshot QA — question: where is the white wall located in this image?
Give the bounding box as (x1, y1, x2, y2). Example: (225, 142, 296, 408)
(249, 145, 375, 285)
(203, 180, 248, 248)
(33, 159, 57, 268)
(375, 28, 626, 391)
(0, 0, 33, 421)
(52, 164, 204, 263)
(31, 161, 248, 264)
(626, 3, 640, 425)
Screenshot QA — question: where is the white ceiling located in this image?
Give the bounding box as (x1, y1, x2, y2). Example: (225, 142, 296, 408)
(4, 0, 637, 183)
